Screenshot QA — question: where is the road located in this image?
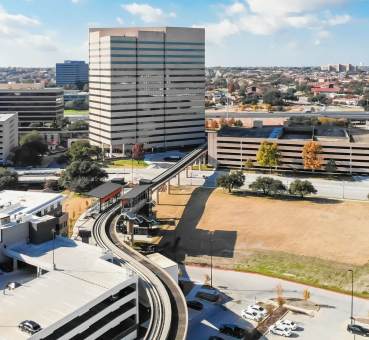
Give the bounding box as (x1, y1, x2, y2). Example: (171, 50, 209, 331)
(16, 163, 369, 201)
(183, 265, 369, 340)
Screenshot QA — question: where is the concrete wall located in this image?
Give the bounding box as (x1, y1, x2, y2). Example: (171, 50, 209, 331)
(0, 222, 29, 262)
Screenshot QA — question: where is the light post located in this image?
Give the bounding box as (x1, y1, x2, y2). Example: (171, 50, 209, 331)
(348, 269, 354, 325)
(52, 229, 56, 270)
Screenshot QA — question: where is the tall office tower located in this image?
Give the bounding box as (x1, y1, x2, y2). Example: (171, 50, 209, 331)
(89, 27, 205, 154)
(56, 60, 89, 86)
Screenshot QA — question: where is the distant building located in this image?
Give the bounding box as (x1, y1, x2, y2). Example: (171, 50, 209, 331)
(0, 190, 138, 340)
(0, 113, 18, 164)
(64, 90, 88, 103)
(208, 125, 369, 174)
(320, 64, 357, 72)
(311, 82, 341, 96)
(89, 27, 205, 154)
(56, 60, 88, 86)
(0, 83, 63, 136)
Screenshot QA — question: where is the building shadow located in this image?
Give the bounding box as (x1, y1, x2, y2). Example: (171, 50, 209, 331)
(157, 187, 237, 264)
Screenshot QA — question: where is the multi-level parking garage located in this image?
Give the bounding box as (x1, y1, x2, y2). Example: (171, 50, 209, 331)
(208, 126, 369, 174)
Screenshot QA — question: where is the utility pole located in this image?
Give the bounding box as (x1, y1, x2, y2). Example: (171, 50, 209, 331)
(210, 232, 214, 288)
(348, 269, 354, 325)
(52, 229, 56, 270)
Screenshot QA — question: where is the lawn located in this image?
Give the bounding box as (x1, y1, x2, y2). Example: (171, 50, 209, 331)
(107, 159, 149, 168)
(64, 109, 88, 116)
(154, 186, 369, 297)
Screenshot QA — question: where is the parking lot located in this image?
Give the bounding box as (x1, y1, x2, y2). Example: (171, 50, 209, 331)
(183, 265, 369, 340)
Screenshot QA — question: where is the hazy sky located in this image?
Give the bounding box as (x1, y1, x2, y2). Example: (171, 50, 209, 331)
(0, 0, 368, 67)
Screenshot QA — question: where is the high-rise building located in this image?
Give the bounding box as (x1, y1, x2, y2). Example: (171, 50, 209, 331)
(88, 27, 205, 154)
(0, 84, 63, 133)
(56, 60, 89, 86)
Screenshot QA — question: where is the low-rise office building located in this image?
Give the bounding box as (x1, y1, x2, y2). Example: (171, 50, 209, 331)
(0, 190, 138, 340)
(0, 83, 64, 133)
(0, 112, 18, 164)
(208, 125, 369, 174)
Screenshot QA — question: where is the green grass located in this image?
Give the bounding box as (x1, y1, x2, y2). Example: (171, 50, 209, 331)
(191, 164, 214, 171)
(107, 159, 149, 168)
(64, 109, 88, 116)
(233, 250, 369, 299)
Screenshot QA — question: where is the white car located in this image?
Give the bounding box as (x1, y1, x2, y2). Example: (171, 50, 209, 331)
(246, 304, 268, 317)
(241, 309, 263, 322)
(269, 324, 292, 337)
(276, 319, 297, 331)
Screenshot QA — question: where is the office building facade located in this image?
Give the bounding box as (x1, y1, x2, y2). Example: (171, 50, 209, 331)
(56, 60, 89, 86)
(0, 113, 18, 164)
(89, 27, 205, 154)
(0, 84, 64, 133)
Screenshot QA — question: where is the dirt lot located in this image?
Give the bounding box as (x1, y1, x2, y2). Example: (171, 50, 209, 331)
(62, 191, 95, 236)
(155, 186, 369, 295)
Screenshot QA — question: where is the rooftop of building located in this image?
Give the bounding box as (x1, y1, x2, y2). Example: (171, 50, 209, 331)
(0, 83, 63, 91)
(0, 237, 135, 340)
(0, 190, 65, 221)
(217, 125, 369, 143)
(0, 113, 17, 121)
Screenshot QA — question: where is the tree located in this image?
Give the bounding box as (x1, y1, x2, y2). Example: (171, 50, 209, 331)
(325, 159, 337, 173)
(302, 141, 322, 171)
(270, 179, 287, 196)
(256, 141, 280, 172)
(67, 141, 101, 162)
(12, 131, 48, 166)
(249, 177, 273, 195)
(216, 171, 245, 193)
(263, 90, 284, 106)
(0, 169, 18, 190)
(59, 160, 108, 193)
(289, 180, 317, 198)
(234, 119, 243, 127)
(132, 143, 145, 162)
(249, 177, 287, 196)
(244, 158, 254, 170)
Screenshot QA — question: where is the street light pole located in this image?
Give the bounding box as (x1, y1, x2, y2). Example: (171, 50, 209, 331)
(348, 269, 354, 325)
(52, 229, 56, 270)
(210, 232, 213, 288)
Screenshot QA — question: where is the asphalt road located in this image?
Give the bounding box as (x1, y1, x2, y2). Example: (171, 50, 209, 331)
(183, 265, 369, 340)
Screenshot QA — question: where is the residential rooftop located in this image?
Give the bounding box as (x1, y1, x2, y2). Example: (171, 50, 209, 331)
(0, 238, 135, 340)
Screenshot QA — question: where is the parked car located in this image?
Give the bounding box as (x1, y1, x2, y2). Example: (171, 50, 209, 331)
(269, 324, 292, 337)
(187, 300, 203, 311)
(208, 336, 224, 340)
(246, 304, 268, 317)
(196, 291, 220, 302)
(164, 155, 182, 162)
(219, 324, 246, 339)
(347, 324, 369, 337)
(241, 309, 264, 322)
(18, 320, 41, 334)
(276, 319, 298, 331)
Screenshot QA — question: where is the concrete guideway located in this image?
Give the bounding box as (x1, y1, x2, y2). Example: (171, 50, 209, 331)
(92, 206, 188, 340)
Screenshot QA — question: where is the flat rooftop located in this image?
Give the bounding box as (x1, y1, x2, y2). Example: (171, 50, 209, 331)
(0, 113, 16, 121)
(218, 126, 369, 144)
(0, 190, 64, 220)
(0, 238, 135, 340)
(0, 83, 63, 92)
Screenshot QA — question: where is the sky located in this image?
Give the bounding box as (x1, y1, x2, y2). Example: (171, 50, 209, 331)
(0, 0, 369, 67)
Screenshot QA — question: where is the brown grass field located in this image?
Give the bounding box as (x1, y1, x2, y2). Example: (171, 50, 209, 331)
(62, 191, 95, 236)
(154, 186, 369, 295)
